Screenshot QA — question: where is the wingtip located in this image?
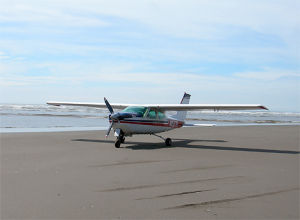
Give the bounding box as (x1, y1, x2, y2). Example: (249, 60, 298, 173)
(46, 102, 60, 106)
(183, 92, 191, 97)
(260, 106, 269, 110)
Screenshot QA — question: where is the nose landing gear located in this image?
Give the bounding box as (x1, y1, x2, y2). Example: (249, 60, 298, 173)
(115, 130, 125, 148)
(115, 139, 121, 148)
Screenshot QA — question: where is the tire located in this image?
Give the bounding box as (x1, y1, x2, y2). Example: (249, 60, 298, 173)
(115, 139, 121, 148)
(165, 138, 172, 146)
(120, 137, 125, 143)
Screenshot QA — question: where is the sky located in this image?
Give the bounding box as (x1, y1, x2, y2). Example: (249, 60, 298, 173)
(0, 0, 299, 111)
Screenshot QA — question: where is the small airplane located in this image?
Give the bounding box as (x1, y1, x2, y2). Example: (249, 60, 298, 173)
(47, 93, 268, 148)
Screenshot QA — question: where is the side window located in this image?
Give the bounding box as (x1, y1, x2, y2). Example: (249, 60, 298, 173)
(148, 109, 156, 119)
(158, 111, 166, 119)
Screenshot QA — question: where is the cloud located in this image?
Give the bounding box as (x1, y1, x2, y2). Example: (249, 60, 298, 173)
(1, 60, 299, 111)
(234, 68, 300, 80)
(0, 0, 299, 111)
(1, 0, 299, 39)
(1, 0, 298, 63)
(0, 2, 109, 27)
(0, 59, 297, 89)
(0, 51, 10, 60)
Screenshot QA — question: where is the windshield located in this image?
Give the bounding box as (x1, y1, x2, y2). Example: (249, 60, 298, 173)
(121, 106, 147, 117)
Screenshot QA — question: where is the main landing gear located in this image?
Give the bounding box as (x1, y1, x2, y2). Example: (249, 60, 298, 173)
(165, 137, 172, 146)
(152, 134, 172, 146)
(114, 131, 171, 148)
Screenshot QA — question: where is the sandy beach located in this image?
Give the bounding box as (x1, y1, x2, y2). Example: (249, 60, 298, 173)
(1, 125, 299, 219)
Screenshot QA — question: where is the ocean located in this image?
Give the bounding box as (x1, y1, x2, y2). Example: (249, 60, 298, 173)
(1, 104, 299, 133)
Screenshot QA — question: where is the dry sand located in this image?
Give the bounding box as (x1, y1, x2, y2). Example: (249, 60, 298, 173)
(1, 125, 299, 219)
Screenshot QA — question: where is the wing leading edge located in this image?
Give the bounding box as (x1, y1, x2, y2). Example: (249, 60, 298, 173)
(143, 104, 268, 111)
(47, 101, 268, 111)
(46, 101, 132, 109)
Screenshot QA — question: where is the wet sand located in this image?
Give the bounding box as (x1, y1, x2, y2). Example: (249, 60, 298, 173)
(1, 125, 299, 219)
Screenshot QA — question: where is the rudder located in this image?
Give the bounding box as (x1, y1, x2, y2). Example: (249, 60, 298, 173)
(173, 92, 191, 121)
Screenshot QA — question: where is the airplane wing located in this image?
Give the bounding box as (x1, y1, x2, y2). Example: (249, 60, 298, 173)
(47, 101, 132, 109)
(143, 104, 268, 111)
(47, 101, 268, 111)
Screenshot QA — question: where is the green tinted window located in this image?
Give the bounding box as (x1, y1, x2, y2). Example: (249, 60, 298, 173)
(122, 106, 147, 117)
(158, 111, 166, 119)
(148, 110, 156, 119)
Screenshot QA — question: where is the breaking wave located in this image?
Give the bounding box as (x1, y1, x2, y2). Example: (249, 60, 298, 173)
(0, 104, 108, 114)
(185, 117, 299, 124)
(187, 110, 300, 117)
(0, 112, 106, 119)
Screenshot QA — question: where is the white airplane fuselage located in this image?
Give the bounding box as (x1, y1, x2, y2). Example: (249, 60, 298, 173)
(110, 116, 183, 136)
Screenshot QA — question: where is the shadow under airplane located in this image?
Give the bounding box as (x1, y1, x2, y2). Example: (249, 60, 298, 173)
(72, 138, 299, 155)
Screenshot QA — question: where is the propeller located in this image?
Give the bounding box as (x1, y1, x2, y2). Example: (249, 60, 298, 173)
(106, 122, 113, 137)
(104, 97, 114, 114)
(104, 97, 114, 138)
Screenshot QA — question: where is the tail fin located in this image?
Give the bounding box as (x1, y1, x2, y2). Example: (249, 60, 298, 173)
(173, 92, 191, 121)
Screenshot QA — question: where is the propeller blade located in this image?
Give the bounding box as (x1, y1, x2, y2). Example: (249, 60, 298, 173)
(104, 97, 114, 114)
(105, 122, 114, 138)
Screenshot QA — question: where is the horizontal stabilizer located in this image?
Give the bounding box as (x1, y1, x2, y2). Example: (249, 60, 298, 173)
(183, 123, 216, 127)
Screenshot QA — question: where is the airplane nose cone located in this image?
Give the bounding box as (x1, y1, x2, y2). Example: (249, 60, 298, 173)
(110, 113, 120, 121)
(110, 112, 132, 121)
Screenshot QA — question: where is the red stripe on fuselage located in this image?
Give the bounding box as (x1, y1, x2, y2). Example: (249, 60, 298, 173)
(120, 120, 169, 127)
(119, 120, 184, 128)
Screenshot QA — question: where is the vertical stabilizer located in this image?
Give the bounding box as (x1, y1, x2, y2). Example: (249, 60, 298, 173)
(173, 92, 191, 121)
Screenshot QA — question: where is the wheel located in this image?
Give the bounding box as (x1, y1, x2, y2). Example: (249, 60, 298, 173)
(115, 139, 121, 148)
(120, 137, 125, 143)
(165, 138, 172, 146)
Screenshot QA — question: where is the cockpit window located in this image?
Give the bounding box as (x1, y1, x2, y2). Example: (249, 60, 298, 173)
(122, 106, 147, 117)
(146, 109, 166, 119)
(122, 107, 166, 119)
(148, 109, 156, 119)
(158, 111, 166, 119)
